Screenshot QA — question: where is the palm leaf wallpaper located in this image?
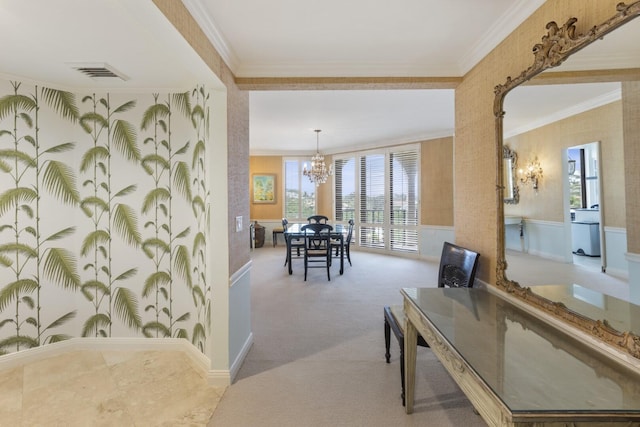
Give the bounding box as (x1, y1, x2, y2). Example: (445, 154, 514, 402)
(0, 79, 211, 355)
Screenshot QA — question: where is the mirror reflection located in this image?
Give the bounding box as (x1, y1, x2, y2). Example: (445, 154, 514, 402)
(503, 145, 518, 204)
(500, 15, 640, 334)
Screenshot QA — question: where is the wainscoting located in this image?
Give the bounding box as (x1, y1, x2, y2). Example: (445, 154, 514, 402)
(505, 219, 629, 279)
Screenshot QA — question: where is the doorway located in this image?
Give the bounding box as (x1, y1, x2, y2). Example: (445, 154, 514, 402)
(564, 142, 605, 273)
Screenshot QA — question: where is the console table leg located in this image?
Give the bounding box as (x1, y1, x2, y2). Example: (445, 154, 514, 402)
(404, 316, 417, 414)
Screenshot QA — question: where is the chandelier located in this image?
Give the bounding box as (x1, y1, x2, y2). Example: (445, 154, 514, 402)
(303, 129, 333, 185)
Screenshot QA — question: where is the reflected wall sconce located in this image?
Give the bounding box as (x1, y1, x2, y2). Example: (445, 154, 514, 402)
(518, 157, 543, 190)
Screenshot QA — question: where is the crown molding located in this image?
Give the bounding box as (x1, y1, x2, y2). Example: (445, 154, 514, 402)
(236, 61, 459, 79)
(182, 0, 544, 78)
(181, 0, 240, 73)
(459, 0, 546, 75)
(504, 88, 621, 139)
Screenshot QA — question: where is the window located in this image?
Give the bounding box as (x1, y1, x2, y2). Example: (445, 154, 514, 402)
(360, 154, 386, 249)
(568, 144, 600, 211)
(335, 144, 420, 254)
(284, 158, 316, 220)
(389, 149, 419, 252)
(334, 157, 356, 222)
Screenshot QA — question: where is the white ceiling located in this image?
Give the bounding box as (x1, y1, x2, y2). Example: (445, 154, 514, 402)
(1, 1, 636, 156)
(0, 1, 215, 92)
(184, 0, 544, 78)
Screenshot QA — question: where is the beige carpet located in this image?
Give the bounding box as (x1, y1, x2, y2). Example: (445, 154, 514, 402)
(209, 247, 488, 427)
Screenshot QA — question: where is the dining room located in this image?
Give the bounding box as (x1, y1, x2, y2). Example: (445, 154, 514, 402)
(248, 93, 458, 264)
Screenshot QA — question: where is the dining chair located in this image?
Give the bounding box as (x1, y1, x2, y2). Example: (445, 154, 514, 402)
(307, 214, 329, 224)
(300, 223, 333, 281)
(331, 219, 354, 266)
(283, 218, 305, 267)
(383, 241, 480, 405)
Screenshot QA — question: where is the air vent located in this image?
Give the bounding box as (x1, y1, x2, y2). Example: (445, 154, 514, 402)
(67, 62, 129, 81)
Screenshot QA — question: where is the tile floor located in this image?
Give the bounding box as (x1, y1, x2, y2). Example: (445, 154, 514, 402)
(0, 350, 224, 426)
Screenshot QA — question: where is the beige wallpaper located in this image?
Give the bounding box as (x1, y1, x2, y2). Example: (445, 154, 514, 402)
(505, 101, 625, 227)
(455, 0, 624, 284)
(421, 137, 454, 226)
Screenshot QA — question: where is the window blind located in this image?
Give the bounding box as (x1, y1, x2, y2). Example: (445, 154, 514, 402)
(333, 144, 419, 254)
(359, 154, 385, 248)
(334, 157, 355, 222)
(389, 149, 419, 252)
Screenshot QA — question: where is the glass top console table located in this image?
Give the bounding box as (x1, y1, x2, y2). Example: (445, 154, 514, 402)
(401, 287, 640, 426)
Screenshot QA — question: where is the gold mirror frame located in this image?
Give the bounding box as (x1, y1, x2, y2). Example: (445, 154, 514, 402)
(494, 1, 640, 359)
(502, 145, 519, 204)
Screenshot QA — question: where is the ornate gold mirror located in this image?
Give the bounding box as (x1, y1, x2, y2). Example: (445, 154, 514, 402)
(495, 2, 640, 359)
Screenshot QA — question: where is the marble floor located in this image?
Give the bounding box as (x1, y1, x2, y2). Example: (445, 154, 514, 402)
(0, 350, 225, 426)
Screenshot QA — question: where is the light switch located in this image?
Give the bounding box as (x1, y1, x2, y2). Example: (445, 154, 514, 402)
(235, 216, 243, 232)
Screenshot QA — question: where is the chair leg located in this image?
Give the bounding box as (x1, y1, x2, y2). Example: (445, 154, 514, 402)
(384, 317, 391, 363)
(399, 337, 405, 406)
(304, 254, 308, 281)
(326, 254, 331, 281)
(346, 245, 351, 266)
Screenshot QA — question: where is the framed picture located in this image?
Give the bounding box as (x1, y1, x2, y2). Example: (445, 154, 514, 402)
(252, 174, 276, 204)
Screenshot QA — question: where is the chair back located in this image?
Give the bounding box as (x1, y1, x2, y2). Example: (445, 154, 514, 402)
(307, 215, 329, 224)
(345, 219, 354, 244)
(282, 218, 289, 230)
(301, 223, 333, 250)
(437, 242, 480, 288)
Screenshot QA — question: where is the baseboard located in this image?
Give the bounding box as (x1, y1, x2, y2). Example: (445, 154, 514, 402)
(527, 248, 566, 263)
(605, 266, 628, 280)
(208, 369, 232, 387)
(207, 332, 253, 387)
(230, 332, 254, 382)
(0, 337, 211, 374)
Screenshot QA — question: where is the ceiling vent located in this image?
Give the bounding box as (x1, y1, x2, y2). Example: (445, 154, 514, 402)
(67, 62, 129, 81)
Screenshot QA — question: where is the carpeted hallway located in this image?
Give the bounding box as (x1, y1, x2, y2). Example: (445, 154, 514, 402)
(209, 247, 487, 427)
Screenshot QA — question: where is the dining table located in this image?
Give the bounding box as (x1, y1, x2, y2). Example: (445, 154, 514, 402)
(284, 223, 347, 275)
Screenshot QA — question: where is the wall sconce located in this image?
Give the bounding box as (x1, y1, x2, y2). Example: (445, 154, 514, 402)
(518, 157, 543, 190)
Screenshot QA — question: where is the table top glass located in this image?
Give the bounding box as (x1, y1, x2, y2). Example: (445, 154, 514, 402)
(402, 287, 640, 414)
(284, 223, 346, 235)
